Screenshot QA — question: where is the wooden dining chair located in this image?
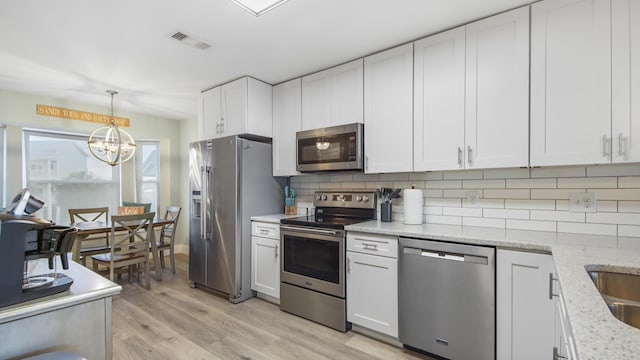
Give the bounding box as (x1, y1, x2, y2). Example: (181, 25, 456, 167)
(68, 207, 110, 266)
(91, 212, 155, 290)
(156, 206, 182, 274)
(118, 206, 145, 215)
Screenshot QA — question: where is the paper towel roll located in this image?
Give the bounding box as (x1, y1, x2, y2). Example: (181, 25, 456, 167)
(403, 188, 424, 225)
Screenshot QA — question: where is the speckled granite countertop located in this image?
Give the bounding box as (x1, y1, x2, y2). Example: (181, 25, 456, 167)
(346, 220, 640, 360)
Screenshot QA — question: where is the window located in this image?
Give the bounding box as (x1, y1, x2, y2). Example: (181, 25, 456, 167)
(134, 141, 160, 214)
(24, 130, 120, 224)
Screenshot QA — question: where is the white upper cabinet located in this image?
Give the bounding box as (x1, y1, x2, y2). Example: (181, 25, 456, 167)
(272, 78, 302, 176)
(465, 6, 530, 169)
(414, 7, 529, 171)
(301, 59, 363, 131)
(612, 0, 640, 163)
(364, 43, 414, 173)
(200, 86, 221, 140)
(200, 77, 273, 140)
(414, 27, 466, 171)
(530, 0, 612, 166)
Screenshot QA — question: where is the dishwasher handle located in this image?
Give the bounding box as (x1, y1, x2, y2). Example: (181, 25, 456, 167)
(403, 246, 488, 265)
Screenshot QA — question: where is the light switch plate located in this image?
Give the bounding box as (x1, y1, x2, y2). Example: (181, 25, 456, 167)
(569, 192, 597, 212)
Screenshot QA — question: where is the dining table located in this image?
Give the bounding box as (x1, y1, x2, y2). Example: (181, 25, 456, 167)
(70, 218, 173, 281)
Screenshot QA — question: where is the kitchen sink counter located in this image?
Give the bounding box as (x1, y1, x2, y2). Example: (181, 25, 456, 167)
(346, 220, 640, 360)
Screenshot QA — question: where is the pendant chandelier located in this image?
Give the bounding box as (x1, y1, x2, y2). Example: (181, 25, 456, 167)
(87, 90, 136, 166)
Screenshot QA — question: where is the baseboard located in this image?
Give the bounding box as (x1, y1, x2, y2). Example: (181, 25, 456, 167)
(175, 244, 188, 254)
(351, 324, 402, 348)
(256, 292, 280, 305)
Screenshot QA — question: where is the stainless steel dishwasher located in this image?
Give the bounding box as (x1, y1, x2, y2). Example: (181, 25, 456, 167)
(398, 237, 495, 360)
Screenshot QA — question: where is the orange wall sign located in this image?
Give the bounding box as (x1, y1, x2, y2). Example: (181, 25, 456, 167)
(36, 104, 130, 127)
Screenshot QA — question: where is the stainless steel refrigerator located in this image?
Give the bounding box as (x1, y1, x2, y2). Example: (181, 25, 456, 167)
(188, 136, 284, 303)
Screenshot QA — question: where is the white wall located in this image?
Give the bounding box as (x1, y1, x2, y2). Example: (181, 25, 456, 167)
(291, 164, 640, 237)
(0, 88, 197, 248)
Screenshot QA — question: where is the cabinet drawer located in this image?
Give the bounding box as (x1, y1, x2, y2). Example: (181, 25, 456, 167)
(347, 232, 398, 258)
(251, 221, 280, 239)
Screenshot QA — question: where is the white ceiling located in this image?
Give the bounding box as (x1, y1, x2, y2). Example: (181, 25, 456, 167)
(0, 0, 533, 121)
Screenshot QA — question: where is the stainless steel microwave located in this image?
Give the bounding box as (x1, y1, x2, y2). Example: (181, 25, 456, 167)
(296, 123, 364, 172)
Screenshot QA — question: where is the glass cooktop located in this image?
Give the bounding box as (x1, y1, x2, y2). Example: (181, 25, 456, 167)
(280, 215, 371, 230)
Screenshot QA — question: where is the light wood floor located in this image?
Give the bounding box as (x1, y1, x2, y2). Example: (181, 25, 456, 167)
(110, 253, 431, 360)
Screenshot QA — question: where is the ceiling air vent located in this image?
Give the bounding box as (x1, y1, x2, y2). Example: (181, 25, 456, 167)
(170, 31, 211, 50)
(171, 32, 188, 41)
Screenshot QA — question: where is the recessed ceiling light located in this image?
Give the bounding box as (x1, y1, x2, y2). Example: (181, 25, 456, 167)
(231, 0, 289, 16)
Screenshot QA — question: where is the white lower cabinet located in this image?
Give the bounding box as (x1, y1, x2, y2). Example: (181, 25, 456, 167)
(346, 232, 398, 338)
(251, 221, 280, 300)
(496, 249, 556, 360)
(554, 269, 578, 360)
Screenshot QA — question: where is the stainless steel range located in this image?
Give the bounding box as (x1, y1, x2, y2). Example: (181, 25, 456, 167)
(279, 191, 377, 332)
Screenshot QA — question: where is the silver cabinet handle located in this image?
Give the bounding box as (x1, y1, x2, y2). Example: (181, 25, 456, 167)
(275, 244, 279, 259)
(618, 133, 625, 158)
(467, 146, 473, 166)
(365, 155, 369, 171)
(457, 147, 463, 167)
(259, 228, 269, 235)
(347, 256, 351, 274)
(362, 243, 378, 251)
(549, 273, 559, 300)
(602, 134, 610, 159)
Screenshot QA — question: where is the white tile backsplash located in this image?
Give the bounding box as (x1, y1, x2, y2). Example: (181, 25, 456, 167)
(463, 217, 505, 229)
(483, 208, 530, 220)
(507, 219, 557, 232)
(506, 178, 557, 188)
(292, 164, 640, 237)
(557, 177, 618, 189)
(483, 168, 530, 179)
(463, 179, 505, 189)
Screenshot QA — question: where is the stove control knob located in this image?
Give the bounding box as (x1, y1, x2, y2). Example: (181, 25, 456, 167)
(356, 195, 363, 202)
(363, 196, 369, 202)
(322, 195, 328, 201)
(316, 195, 322, 201)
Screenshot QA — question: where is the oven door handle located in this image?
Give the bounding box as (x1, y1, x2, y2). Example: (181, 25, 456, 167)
(280, 225, 341, 236)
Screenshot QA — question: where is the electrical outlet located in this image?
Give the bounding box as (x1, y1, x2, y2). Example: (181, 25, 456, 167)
(466, 191, 481, 205)
(569, 192, 597, 212)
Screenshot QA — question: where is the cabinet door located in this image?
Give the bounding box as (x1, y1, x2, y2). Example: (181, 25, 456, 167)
(272, 78, 301, 176)
(330, 59, 364, 126)
(531, 0, 611, 166)
(364, 43, 414, 173)
(246, 78, 273, 138)
(466, 6, 530, 169)
(221, 78, 248, 137)
(612, 0, 640, 163)
(496, 250, 555, 360)
(201, 87, 221, 140)
(251, 236, 280, 299)
(346, 251, 398, 338)
(414, 27, 466, 171)
(301, 70, 330, 130)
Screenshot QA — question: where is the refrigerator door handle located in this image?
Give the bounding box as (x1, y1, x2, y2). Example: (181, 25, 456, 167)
(200, 166, 210, 240)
